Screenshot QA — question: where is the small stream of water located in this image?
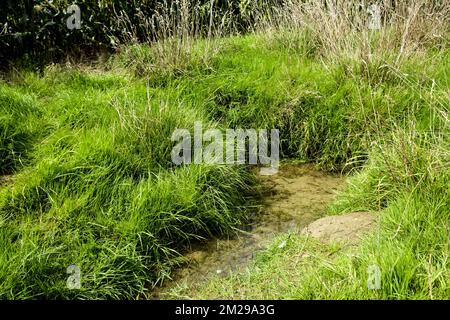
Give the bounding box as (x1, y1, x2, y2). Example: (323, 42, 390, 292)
(153, 164, 344, 298)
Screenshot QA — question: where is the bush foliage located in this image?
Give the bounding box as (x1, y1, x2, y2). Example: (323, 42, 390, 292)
(0, 0, 281, 66)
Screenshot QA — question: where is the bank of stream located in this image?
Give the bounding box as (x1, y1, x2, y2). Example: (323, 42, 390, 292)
(153, 164, 344, 299)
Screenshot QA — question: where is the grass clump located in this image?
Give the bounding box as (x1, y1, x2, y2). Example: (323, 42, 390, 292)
(0, 67, 256, 299)
(0, 86, 42, 175)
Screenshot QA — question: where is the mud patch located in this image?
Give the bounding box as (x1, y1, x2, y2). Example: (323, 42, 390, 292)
(260, 164, 344, 232)
(302, 212, 377, 245)
(152, 164, 344, 299)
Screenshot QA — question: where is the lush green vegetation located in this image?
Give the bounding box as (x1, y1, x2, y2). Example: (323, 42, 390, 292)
(0, 0, 279, 66)
(0, 0, 448, 299)
(0, 64, 259, 298)
(176, 128, 449, 299)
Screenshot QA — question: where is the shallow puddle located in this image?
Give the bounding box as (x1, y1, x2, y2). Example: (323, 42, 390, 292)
(152, 164, 344, 299)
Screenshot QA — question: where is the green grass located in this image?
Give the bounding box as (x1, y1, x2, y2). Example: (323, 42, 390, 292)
(0, 30, 448, 299)
(175, 129, 449, 299)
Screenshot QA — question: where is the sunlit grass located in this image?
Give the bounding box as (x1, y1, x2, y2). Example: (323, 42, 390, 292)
(0, 20, 448, 299)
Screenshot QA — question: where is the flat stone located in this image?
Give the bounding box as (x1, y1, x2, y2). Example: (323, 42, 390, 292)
(302, 212, 377, 245)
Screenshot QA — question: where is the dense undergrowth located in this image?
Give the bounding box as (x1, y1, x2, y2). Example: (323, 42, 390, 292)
(178, 127, 449, 299)
(0, 0, 449, 299)
(0, 64, 259, 298)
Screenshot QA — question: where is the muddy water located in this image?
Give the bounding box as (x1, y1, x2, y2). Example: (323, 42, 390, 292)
(153, 164, 344, 298)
